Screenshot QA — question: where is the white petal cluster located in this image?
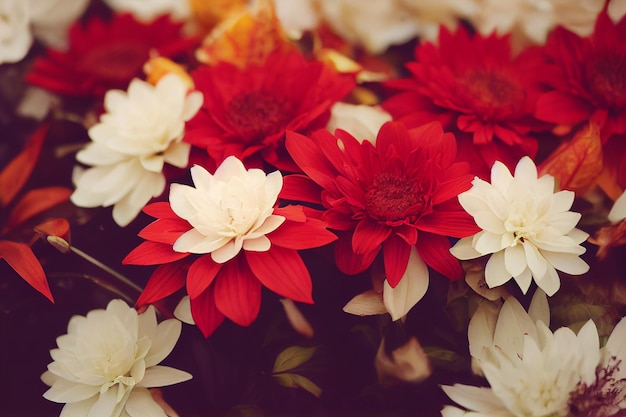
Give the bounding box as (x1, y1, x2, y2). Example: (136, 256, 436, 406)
(71, 74, 203, 227)
(42, 299, 191, 417)
(468, 0, 625, 47)
(0, 0, 89, 64)
(442, 292, 626, 417)
(102, 0, 191, 22)
(450, 156, 589, 296)
(170, 156, 285, 263)
(272, 0, 478, 54)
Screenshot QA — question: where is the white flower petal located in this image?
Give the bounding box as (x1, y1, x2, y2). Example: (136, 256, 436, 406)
(484, 251, 510, 289)
(343, 290, 387, 316)
(513, 267, 533, 294)
(174, 296, 195, 325)
(125, 389, 168, 417)
(59, 398, 97, 417)
(383, 247, 429, 321)
(242, 235, 271, 252)
(608, 190, 626, 223)
(527, 289, 549, 327)
(450, 236, 483, 260)
(173, 229, 229, 254)
(137, 366, 192, 388)
(489, 161, 514, 194)
(542, 250, 589, 275)
(43, 379, 100, 403)
(144, 320, 181, 368)
(503, 245, 527, 277)
(535, 264, 560, 296)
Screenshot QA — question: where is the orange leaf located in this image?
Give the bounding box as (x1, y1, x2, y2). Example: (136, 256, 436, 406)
(195, 0, 295, 68)
(588, 219, 626, 260)
(0, 123, 49, 206)
(538, 122, 603, 194)
(0, 240, 53, 302)
(34, 218, 71, 245)
(2, 187, 72, 234)
(189, 0, 247, 33)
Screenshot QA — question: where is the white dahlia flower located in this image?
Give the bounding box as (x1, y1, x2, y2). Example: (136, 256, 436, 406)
(41, 299, 191, 417)
(170, 156, 285, 263)
(71, 74, 203, 227)
(442, 292, 626, 417)
(450, 156, 589, 296)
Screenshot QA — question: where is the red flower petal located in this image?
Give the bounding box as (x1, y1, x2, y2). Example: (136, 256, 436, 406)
(191, 286, 225, 338)
(334, 233, 378, 275)
(535, 91, 593, 124)
(286, 130, 338, 191)
(268, 218, 337, 250)
(123, 241, 189, 265)
(383, 234, 411, 288)
(418, 202, 479, 238)
(187, 255, 222, 299)
(246, 246, 313, 303)
(280, 174, 324, 205)
(416, 233, 463, 280)
(136, 260, 190, 306)
(0, 240, 53, 302)
(138, 218, 191, 245)
(352, 218, 391, 255)
(213, 258, 262, 326)
(143, 202, 179, 219)
(3, 187, 72, 234)
(0, 123, 48, 207)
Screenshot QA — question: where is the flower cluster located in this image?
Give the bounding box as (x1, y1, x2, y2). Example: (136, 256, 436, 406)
(1, 0, 626, 416)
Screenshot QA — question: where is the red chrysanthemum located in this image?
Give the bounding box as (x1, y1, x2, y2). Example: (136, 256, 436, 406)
(184, 51, 355, 172)
(382, 26, 548, 173)
(283, 121, 480, 290)
(26, 13, 199, 97)
(535, 11, 626, 143)
(122, 158, 336, 338)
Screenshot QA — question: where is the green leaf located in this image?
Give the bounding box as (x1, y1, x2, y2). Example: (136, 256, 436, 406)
(273, 373, 322, 398)
(423, 346, 467, 372)
(272, 346, 317, 374)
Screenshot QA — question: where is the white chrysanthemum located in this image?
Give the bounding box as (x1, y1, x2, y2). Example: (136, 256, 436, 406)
(468, 0, 625, 48)
(170, 156, 285, 263)
(41, 299, 191, 417)
(102, 0, 190, 22)
(0, 0, 90, 64)
(442, 292, 626, 417)
(0, 0, 32, 64)
(326, 102, 392, 145)
(71, 74, 202, 227)
(450, 156, 589, 296)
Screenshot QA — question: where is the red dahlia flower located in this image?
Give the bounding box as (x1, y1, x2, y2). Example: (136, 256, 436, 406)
(284, 121, 479, 293)
(382, 26, 547, 173)
(123, 156, 336, 337)
(184, 51, 355, 172)
(535, 11, 626, 142)
(26, 13, 199, 97)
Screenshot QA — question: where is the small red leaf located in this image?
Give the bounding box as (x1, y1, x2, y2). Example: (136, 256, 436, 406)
(0, 240, 53, 302)
(3, 187, 72, 234)
(0, 123, 49, 207)
(34, 218, 71, 244)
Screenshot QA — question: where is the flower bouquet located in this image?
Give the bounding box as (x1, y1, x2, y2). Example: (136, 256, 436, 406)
(1, 0, 626, 416)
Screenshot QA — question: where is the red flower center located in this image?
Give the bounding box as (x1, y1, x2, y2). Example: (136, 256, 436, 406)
(79, 42, 150, 83)
(365, 172, 425, 222)
(458, 70, 524, 119)
(227, 91, 294, 140)
(587, 54, 626, 107)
